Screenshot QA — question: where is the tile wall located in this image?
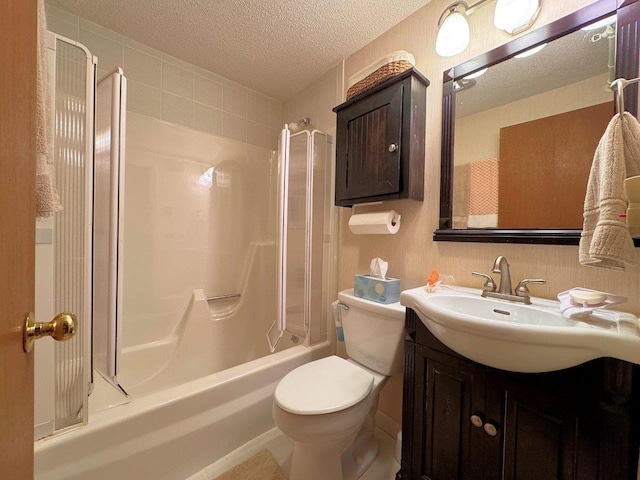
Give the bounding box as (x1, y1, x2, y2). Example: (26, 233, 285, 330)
(46, 4, 283, 150)
(283, 63, 343, 135)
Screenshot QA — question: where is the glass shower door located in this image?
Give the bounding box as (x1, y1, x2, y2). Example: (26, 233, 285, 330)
(269, 126, 330, 351)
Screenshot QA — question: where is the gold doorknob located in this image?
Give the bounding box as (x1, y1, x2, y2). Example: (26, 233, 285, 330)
(23, 312, 77, 353)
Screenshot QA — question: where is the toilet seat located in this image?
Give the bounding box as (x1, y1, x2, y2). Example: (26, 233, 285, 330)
(274, 356, 373, 415)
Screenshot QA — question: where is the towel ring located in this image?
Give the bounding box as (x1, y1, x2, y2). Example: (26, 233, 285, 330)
(611, 77, 640, 115)
(612, 78, 626, 114)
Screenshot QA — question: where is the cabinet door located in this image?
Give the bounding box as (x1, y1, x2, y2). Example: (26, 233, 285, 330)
(415, 346, 486, 480)
(496, 375, 580, 480)
(335, 82, 403, 203)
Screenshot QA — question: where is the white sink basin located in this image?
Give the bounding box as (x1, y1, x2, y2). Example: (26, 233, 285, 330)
(400, 286, 640, 373)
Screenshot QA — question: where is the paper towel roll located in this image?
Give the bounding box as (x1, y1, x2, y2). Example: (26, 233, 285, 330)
(348, 210, 401, 234)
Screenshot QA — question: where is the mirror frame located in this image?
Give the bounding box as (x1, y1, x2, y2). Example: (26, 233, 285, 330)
(435, 0, 640, 245)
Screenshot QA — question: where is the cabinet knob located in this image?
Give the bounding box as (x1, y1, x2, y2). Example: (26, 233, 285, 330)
(470, 414, 484, 428)
(388, 143, 398, 152)
(483, 421, 499, 437)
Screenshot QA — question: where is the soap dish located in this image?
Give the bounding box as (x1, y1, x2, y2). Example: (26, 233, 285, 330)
(557, 287, 627, 320)
(568, 289, 607, 307)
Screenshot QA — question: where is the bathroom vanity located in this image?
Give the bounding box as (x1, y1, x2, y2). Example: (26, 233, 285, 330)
(398, 307, 640, 480)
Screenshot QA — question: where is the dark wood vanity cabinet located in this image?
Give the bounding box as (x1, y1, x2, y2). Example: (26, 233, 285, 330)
(399, 308, 640, 480)
(333, 68, 428, 207)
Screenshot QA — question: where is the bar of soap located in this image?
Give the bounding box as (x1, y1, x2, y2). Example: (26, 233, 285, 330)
(569, 289, 607, 306)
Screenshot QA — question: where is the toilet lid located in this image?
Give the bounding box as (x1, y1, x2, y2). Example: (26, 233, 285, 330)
(274, 356, 374, 415)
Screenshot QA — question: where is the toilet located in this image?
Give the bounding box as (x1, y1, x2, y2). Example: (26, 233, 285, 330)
(272, 288, 406, 480)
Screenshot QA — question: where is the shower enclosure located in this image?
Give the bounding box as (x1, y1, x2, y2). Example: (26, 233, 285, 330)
(101, 114, 332, 397)
(37, 30, 334, 442)
(34, 32, 95, 439)
(270, 125, 330, 351)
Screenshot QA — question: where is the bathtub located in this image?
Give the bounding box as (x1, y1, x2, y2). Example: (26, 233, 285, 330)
(34, 341, 332, 480)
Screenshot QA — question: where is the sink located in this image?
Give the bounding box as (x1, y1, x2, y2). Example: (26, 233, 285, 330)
(400, 286, 640, 373)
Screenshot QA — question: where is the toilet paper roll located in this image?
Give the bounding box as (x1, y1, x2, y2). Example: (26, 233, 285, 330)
(348, 210, 401, 234)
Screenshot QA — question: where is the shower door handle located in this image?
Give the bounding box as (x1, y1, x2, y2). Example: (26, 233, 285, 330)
(23, 312, 77, 353)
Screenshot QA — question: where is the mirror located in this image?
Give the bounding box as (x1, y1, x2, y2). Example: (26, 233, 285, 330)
(435, 0, 640, 245)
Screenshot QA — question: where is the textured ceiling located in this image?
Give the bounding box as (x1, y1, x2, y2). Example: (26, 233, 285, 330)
(48, 0, 432, 100)
(456, 20, 614, 118)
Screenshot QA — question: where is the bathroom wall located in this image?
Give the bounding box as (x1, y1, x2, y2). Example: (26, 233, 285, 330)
(455, 73, 611, 166)
(331, 0, 627, 429)
(122, 112, 276, 348)
(283, 63, 344, 136)
(45, 4, 283, 150)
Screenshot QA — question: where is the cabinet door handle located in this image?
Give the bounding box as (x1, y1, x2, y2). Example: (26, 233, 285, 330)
(483, 421, 499, 437)
(388, 143, 398, 152)
(470, 414, 484, 428)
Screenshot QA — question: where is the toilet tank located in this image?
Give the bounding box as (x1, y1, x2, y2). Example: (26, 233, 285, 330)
(336, 289, 406, 376)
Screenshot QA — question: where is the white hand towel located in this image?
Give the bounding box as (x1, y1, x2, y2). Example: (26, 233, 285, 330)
(579, 112, 640, 269)
(36, 0, 62, 218)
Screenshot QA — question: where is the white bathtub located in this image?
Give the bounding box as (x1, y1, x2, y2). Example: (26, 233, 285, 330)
(34, 341, 331, 480)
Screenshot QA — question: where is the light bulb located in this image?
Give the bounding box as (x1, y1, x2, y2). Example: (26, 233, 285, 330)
(494, 0, 540, 35)
(463, 68, 488, 80)
(514, 43, 546, 58)
(436, 11, 470, 57)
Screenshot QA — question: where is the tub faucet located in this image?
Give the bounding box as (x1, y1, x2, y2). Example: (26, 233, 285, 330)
(492, 256, 512, 295)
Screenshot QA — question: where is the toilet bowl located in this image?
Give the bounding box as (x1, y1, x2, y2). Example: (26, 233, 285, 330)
(272, 289, 405, 480)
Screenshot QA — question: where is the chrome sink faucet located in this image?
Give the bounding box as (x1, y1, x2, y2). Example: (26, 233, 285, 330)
(473, 256, 546, 305)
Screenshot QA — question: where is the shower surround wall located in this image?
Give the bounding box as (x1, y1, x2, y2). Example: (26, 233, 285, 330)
(120, 112, 276, 361)
(46, 4, 283, 150)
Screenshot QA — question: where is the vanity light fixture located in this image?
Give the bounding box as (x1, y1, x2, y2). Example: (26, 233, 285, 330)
(462, 67, 488, 80)
(580, 14, 616, 31)
(453, 78, 477, 91)
(436, 0, 542, 57)
(455, 67, 487, 90)
(513, 43, 546, 58)
(494, 0, 541, 35)
(435, 2, 473, 57)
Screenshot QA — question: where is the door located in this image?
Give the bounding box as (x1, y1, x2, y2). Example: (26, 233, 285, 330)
(499, 377, 579, 480)
(335, 81, 403, 204)
(0, 0, 37, 478)
(415, 346, 486, 480)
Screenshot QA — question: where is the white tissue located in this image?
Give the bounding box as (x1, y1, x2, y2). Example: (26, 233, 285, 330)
(370, 257, 388, 279)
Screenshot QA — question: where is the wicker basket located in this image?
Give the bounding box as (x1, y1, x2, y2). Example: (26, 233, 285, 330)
(346, 60, 414, 100)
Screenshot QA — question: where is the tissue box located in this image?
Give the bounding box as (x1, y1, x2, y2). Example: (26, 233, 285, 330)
(354, 275, 401, 304)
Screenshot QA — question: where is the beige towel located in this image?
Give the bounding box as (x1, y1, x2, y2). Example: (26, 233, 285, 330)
(211, 449, 286, 480)
(36, 0, 62, 218)
(579, 112, 640, 269)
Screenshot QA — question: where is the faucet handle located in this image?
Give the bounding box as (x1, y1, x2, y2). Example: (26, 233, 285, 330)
(472, 272, 497, 293)
(515, 278, 546, 297)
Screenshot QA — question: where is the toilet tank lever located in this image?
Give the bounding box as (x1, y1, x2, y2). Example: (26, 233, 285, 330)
(332, 302, 349, 324)
(333, 302, 349, 343)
